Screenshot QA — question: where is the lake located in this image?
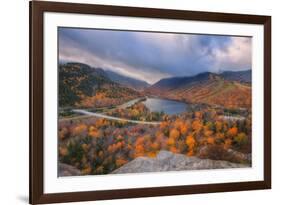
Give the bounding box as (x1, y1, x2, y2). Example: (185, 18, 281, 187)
(142, 98, 188, 115)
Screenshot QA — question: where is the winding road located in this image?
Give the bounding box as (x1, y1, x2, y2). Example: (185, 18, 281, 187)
(72, 109, 161, 125)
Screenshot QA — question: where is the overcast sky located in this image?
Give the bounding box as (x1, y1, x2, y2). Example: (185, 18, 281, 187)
(58, 27, 252, 84)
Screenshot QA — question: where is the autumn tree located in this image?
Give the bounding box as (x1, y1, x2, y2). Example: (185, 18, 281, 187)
(169, 128, 180, 139)
(72, 123, 87, 136)
(227, 127, 238, 138)
(185, 135, 196, 156)
(224, 138, 232, 149)
(88, 125, 102, 138)
(192, 120, 203, 133)
(58, 127, 69, 140)
(179, 122, 189, 136)
(234, 132, 248, 147)
(215, 121, 223, 133)
(116, 157, 128, 167)
(134, 137, 145, 157)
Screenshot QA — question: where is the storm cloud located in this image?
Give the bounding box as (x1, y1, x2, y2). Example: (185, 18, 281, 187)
(58, 27, 252, 84)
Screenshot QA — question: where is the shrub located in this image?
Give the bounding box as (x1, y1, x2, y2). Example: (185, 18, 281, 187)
(233, 132, 248, 147)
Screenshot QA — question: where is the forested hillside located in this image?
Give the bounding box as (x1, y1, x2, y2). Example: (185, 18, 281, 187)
(59, 63, 141, 108)
(147, 71, 251, 109)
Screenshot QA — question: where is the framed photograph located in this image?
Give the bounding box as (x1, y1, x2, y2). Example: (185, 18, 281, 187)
(30, 1, 271, 204)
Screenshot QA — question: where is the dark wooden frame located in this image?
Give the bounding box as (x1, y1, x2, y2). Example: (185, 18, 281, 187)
(30, 1, 271, 204)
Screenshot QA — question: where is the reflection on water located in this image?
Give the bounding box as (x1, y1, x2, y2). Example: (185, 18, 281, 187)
(142, 98, 188, 115)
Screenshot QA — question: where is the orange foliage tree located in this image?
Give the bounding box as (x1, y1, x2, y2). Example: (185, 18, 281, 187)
(134, 137, 145, 157)
(227, 127, 238, 138)
(185, 135, 196, 156)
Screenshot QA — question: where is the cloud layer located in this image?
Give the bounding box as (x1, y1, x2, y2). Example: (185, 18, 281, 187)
(59, 27, 252, 84)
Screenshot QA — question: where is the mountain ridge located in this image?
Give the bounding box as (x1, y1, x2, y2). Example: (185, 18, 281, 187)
(147, 70, 251, 109)
(150, 70, 251, 91)
(104, 69, 150, 90)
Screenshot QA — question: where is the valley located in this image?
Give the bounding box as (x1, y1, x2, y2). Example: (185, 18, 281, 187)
(58, 62, 252, 176)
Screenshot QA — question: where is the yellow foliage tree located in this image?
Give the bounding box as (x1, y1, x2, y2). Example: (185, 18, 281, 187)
(167, 137, 175, 146)
(215, 121, 223, 132)
(147, 151, 157, 158)
(234, 132, 248, 146)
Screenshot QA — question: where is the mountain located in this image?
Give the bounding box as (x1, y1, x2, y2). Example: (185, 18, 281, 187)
(59, 62, 109, 106)
(150, 70, 251, 92)
(147, 70, 252, 108)
(59, 62, 141, 107)
(105, 70, 150, 90)
(149, 72, 220, 92)
(221, 70, 251, 83)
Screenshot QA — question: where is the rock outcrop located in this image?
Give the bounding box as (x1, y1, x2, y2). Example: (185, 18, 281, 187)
(112, 150, 249, 174)
(59, 163, 81, 176)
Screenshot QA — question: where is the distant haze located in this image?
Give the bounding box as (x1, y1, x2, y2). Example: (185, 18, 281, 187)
(59, 27, 252, 84)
